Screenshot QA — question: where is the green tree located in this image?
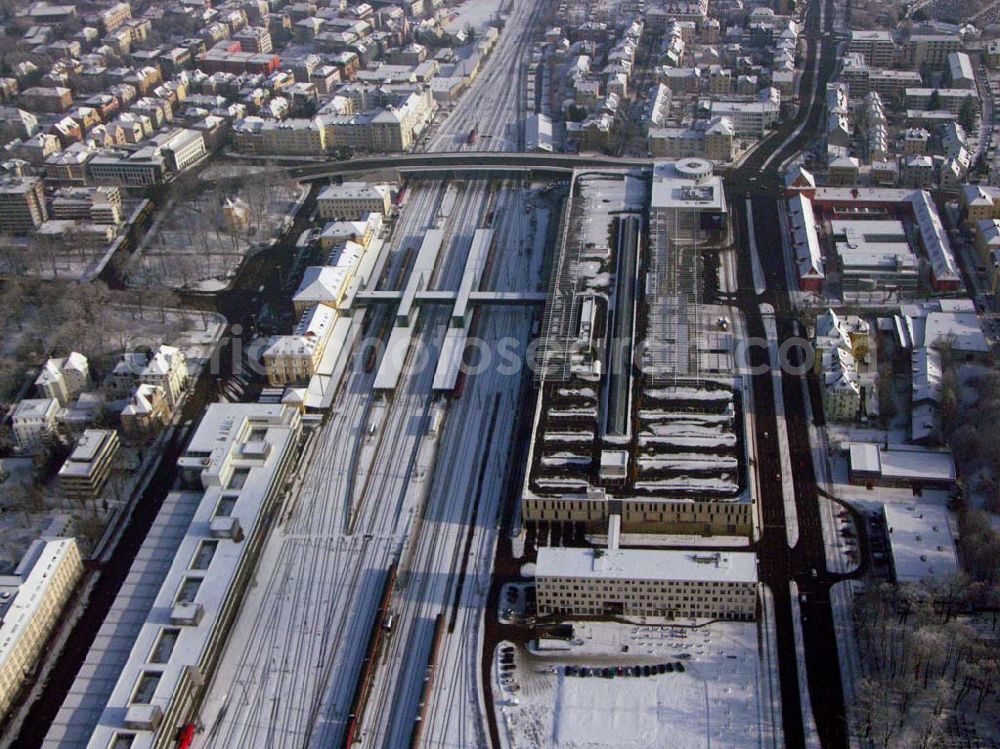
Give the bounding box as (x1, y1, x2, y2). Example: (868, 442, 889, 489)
(928, 89, 941, 111)
(973, 153, 990, 178)
(959, 96, 978, 134)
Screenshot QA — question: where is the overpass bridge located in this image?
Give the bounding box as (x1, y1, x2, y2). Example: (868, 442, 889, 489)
(287, 152, 653, 181)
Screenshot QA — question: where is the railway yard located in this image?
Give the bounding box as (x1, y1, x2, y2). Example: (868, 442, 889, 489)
(193, 0, 550, 746)
(13, 0, 876, 744)
(180, 14, 780, 749)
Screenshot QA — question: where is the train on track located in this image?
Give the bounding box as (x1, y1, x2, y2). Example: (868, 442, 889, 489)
(343, 562, 398, 747)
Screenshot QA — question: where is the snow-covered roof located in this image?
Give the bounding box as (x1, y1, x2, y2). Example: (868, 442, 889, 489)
(784, 164, 815, 190)
(852, 442, 956, 484)
(121, 384, 161, 417)
(35, 352, 88, 388)
(12, 397, 57, 420)
(924, 310, 988, 352)
(536, 547, 757, 585)
(292, 266, 349, 308)
(264, 304, 336, 358)
(317, 181, 390, 203)
(0, 539, 79, 680)
(911, 347, 943, 404)
(142, 345, 183, 378)
(787, 193, 823, 280)
(883, 503, 959, 584)
(88, 404, 301, 749)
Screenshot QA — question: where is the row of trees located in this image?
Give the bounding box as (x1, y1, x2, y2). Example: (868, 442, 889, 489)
(941, 365, 1000, 512)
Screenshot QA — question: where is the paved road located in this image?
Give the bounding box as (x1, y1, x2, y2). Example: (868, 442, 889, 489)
(721, 0, 855, 745)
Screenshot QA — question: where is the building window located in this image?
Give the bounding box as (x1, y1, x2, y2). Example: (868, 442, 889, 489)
(110, 736, 136, 749)
(191, 540, 218, 571)
(227, 467, 251, 490)
(176, 577, 202, 604)
(132, 671, 162, 704)
(149, 628, 180, 664)
(215, 495, 238, 517)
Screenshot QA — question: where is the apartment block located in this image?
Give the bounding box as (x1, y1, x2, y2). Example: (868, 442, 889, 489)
(648, 116, 734, 161)
(317, 181, 392, 219)
(0, 539, 83, 719)
(0, 175, 47, 234)
(260, 117, 326, 155)
(905, 34, 962, 69)
(709, 99, 779, 136)
(848, 30, 896, 67)
(11, 398, 59, 452)
(904, 88, 977, 115)
(57, 429, 121, 501)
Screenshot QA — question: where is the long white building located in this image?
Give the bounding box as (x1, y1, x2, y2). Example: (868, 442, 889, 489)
(85, 403, 302, 749)
(536, 546, 758, 621)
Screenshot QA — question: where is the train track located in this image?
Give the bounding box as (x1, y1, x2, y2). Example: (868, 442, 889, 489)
(194, 3, 547, 746)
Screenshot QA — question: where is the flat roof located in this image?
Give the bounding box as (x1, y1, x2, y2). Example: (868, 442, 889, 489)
(432, 327, 466, 391)
(650, 159, 726, 211)
(42, 493, 201, 749)
(880, 446, 955, 483)
(850, 442, 955, 483)
(849, 442, 880, 474)
(86, 404, 300, 749)
(0, 539, 79, 676)
(536, 547, 758, 584)
(883, 503, 959, 583)
(373, 325, 413, 391)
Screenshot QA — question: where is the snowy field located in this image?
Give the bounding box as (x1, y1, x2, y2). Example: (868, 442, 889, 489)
(442, 0, 506, 33)
(496, 621, 778, 749)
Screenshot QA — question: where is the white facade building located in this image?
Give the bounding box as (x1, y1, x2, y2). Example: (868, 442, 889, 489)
(85, 403, 302, 749)
(11, 398, 59, 451)
(536, 547, 758, 621)
(34, 352, 91, 406)
(317, 181, 392, 219)
(139, 345, 188, 407)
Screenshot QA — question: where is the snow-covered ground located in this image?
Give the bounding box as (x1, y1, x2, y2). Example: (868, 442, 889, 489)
(442, 0, 506, 33)
(0, 307, 223, 563)
(129, 181, 303, 291)
(495, 620, 781, 749)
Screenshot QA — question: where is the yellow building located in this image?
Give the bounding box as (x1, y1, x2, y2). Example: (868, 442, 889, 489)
(0, 539, 83, 718)
(962, 184, 1000, 225)
(262, 304, 337, 385)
